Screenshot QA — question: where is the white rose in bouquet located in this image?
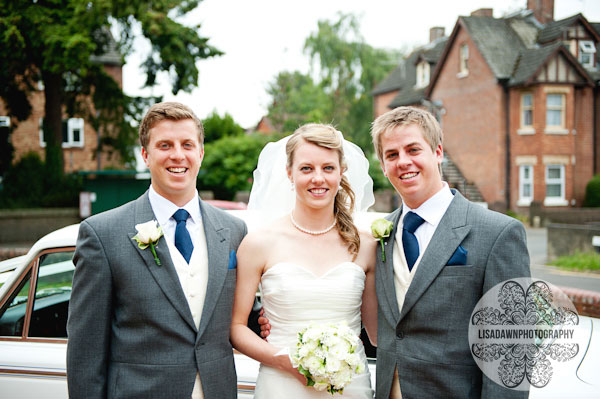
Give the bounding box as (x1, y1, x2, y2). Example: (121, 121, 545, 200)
(290, 322, 365, 395)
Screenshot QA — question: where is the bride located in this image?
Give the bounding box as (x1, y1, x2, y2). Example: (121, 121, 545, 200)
(230, 123, 377, 398)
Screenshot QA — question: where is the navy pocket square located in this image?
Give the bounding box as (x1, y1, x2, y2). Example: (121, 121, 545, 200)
(447, 245, 468, 266)
(228, 250, 237, 269)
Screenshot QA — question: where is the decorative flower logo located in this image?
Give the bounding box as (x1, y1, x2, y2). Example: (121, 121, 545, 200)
(470, 280, 579, 389)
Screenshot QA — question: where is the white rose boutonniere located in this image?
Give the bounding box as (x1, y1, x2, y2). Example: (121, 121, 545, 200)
(132, 220, 163, 266)
(371, 219, 393, 262)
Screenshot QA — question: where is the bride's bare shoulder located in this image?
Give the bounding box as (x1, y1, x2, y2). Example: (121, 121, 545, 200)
(240, 216, 290, 249)
(359, 229, 377, 251)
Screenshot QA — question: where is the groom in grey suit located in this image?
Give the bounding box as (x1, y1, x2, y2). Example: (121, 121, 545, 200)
(371, 107, 530, 398)
(67, 102, 246, 398)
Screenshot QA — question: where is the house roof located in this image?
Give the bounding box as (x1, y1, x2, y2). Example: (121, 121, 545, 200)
(90, 28, 123, 66)
(426, 12, 598, 97)
(373, 38, 447, 107)
(538, 14, 582, 43)
(389, 87, 427, 108)
(460, 16, 529, 79)
(371, 62, 405, 95)
(510, 42, 564, 85)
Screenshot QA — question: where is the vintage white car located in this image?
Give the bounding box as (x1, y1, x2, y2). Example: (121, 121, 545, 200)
(0, 211, 380, 399)
(0, 212, 599, 398)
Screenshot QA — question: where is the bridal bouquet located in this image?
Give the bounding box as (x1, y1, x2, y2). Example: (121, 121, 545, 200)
(290, 322, 365, 395)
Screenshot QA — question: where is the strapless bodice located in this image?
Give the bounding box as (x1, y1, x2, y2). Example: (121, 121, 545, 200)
(260, 261, 365, 350)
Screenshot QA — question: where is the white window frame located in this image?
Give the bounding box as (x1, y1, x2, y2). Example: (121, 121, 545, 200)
(579, 40, 596, 68)
(518, 165, 534, 206)
(39, 117, 85, 148)
(544, 164, 567, 206)
(66, 118, 84, 148)
(415, 60, 430, 88)
(518, 93, 534, 135)
(545, 93, 567, 134)
(0, 116, 10, 127)
(458, 44, 469, 77)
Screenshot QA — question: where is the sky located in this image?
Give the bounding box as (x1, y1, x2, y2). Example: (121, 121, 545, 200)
(122, 0, 600, 129)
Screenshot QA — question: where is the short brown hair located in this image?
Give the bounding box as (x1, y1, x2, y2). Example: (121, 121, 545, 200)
(371, 106, 443, 162)
(139, 102, 204, 149)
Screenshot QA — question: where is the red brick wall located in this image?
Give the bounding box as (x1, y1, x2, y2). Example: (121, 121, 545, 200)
(0, 64, 125, 173)
(1, 93, 124, 173)
(431, 25, 507, 208)
(373, 90, 399, 119)
(573, 87, 595, 205)
(104, 64, 123, 89)
(510, 85, 595, 210)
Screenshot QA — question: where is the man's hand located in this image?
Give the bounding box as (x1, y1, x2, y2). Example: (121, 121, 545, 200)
(257, 308, 271, 340)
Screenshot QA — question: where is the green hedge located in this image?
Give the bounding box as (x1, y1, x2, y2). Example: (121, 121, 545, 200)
(0, 152, 81, 208)
(584, 174, 600, 207)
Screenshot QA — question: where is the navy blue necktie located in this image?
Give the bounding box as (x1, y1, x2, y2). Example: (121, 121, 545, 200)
(173, 209, 194, 263)
(402, 211, 425, 271)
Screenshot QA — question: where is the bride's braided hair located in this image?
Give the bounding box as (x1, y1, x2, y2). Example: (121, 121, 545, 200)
(286, 124, 360, 259)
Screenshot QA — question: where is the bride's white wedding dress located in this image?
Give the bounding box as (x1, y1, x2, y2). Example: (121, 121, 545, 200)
(254, 261, 374, 398)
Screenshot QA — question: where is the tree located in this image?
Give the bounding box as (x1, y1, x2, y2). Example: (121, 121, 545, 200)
(0, 0, 221, 181)
(304, 13, 400, 151)
(266, 13, 400, 151)
(198, 133, 279, 200)
(202, 110, 245, 144)
(266, 71, 331, 133)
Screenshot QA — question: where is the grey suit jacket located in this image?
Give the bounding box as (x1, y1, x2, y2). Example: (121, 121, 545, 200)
(67, 192, 247, 399)
(375, 191, 530, 399)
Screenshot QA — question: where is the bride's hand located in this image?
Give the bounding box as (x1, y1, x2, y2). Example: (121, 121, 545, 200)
(274, 352, 307, 385)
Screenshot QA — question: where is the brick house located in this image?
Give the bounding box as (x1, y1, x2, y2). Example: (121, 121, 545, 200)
(372, 27, 485, 203)
(0, 40, 125, 174)
(373, 0, 600, 212)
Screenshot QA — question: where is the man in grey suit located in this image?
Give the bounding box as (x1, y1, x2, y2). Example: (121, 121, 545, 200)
(371, 107, 530, 398)
(67, 102, 246, 398)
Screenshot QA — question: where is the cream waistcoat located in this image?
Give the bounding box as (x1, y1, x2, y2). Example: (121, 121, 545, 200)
(166, 219, 209, 399)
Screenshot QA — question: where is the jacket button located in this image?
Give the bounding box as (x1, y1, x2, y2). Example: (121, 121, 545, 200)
(397, 331, 404, 339)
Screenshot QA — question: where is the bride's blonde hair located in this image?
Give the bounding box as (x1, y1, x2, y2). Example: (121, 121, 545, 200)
(286, 124, 360, 259)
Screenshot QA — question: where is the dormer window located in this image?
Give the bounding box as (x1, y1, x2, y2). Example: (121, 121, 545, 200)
(416, 60, 430, 88)
(579, 40, 596, 68)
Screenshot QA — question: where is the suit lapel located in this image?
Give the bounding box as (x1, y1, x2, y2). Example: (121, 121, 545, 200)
(399, 192, 471, 321)
(378, 208, 402, 325)
(197, 200, 230, 338)
(127, 192, 197, 331)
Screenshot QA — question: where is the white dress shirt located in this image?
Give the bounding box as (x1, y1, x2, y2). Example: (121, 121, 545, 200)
(393, 182, 454, 312)
(148, 185, 208, 399)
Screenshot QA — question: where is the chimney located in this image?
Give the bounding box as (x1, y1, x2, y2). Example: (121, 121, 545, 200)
(429, 27, 445, 43)
(527, 0, 554, 25)
(471, 8, 493, 17)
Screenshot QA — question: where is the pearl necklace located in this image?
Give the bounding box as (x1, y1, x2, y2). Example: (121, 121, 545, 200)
(290, 213, 337, 235)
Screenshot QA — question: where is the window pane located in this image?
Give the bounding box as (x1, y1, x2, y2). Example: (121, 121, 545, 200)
(523, 167, 530, 179)
(547, 109, 561, 125)
(548, 167, 561, 179)
(523, 110, 532, 126)
(547, 94, 562, 107)
(29, 251, 75, 338)
(72, 128, 81, 143)
(62, 120, 69, 143)
(523, 184, 531, 197)
(581, 53, 591, 65)
(546, 184, 561, 197)
(522, 94, 532, 107)
(0, 273, 31, 336)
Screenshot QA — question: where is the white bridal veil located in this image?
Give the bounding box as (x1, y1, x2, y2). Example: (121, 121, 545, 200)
(247, 132, 375, 221)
